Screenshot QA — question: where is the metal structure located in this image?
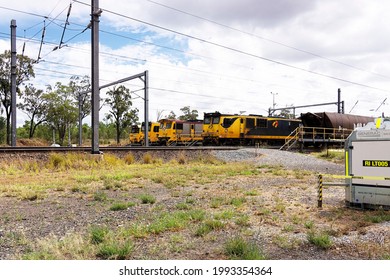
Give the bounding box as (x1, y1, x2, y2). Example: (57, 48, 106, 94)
(344, 118, 390, 209)
(10, 19, 17, 147)
(268, 88, 344, 117)
(91, 0, 101, 154)
(78, 71, 150, 146)
(89, 0, 150, 151)
(280, 112, 374, 150)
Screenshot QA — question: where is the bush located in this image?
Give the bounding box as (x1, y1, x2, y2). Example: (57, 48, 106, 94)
(143, 153, 152, 164)
(124, 153, 135, 164)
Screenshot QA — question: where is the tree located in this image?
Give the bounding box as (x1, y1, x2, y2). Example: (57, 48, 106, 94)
(45, 82, 78, 145)
(178, 106, 199, 120)
(0, 51, 35, 144)
(0, 116, 6, 144)
(17, 84, 47, 138)
(69, 75, 91, 120)
(68, 75, 91, 145)
(105, 85, 139, 144)
(278, 105, 295, 119)
(165, 111, 176, 119)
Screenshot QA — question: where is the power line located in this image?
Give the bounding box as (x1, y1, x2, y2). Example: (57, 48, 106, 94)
(73, 0, 390, 94)
(3, 2, 390, 94)
(146, 0, 390, 81)
(0, 30, 381, 105)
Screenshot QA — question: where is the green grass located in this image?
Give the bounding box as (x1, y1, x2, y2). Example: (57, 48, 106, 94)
(307, 230, 333, 249)
(314, 149, 344, 163)
(96, 240, 134, 260)
(224, 236, 267, 260)
(365, 211, 390, 223)
(139, 194, 156, 204)
(195, 219, 225, 237)
(109, 202, 136, 211)
(90, 226, 109, 244)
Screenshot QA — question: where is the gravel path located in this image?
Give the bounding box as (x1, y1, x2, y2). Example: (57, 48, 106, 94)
(213, 148, 344, 175)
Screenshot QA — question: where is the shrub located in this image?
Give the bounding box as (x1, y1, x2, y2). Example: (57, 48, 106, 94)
(142, 153, 153, 164)
(124, 153, 135, 164)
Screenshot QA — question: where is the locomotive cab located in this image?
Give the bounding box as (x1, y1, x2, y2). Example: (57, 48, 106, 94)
(159, 119, 202, 146)
(129, 122, 160, 145)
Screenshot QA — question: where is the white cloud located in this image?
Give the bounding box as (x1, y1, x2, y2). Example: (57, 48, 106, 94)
(1, 0, 389, 127)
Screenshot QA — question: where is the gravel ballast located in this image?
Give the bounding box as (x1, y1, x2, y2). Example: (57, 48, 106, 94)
(212, 148, 344, 175)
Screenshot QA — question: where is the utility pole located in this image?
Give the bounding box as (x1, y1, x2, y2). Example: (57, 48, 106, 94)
(271, 92, 278, 109)
(78, 92, 83, 146)
(140, 70, 149, 146)
(337, 88, 344, 114)
(91, 0, 101, 154)
(269, 92, 278, 116)
(10, 19, 17, 147)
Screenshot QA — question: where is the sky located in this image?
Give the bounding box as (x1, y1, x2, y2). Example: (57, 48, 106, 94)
(0, 0, 389, 126)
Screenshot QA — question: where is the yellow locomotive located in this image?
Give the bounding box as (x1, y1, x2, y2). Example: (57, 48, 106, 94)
(158, 119, 203, 146)
(129, 122, 160, 145)
(202, 112, 301, 145)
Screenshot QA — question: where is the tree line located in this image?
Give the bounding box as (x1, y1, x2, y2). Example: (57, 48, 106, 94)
(0, 50, 140, 145)
(0, 51, 199, 146)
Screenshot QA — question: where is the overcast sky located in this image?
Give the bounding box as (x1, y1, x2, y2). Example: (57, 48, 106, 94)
(1, 0, 389, 125)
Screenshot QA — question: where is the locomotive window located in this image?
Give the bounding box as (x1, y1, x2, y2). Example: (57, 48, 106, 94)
(166, 123, 172, 129)
(204, 117, 211, 124)
(256, 118, 267, 128)
(153, 126, 159, 132)
(212, 117, 220, 124)
(222, 117, 238, 128)
(246, 118, 255, 128)
(176, 123, 183, 130)
(131, 127, 139, 133)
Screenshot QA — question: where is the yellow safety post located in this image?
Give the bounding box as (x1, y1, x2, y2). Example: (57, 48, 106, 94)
(318, 174, 323, 208)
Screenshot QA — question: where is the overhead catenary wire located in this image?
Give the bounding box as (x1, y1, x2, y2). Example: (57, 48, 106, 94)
(2, 2, 389, 116)
(0, 29, 383, 112)
(72, 0, 390, 94)
(36, 20, 46, 62)
(146, 0, 390, 81)
(2, 3, 390, 96)
(56, 3, 73, 50)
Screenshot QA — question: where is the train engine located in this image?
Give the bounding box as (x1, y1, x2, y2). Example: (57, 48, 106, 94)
(129, 122, 160, 145)
(202, 112, 301, 146)
(158, 119, 203, 146)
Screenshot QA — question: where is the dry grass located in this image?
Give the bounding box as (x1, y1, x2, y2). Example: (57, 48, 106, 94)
(1, 152, 390, 260)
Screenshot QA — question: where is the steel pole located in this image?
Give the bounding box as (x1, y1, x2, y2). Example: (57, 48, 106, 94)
(144, 71, 149, 147)
(10, 19, 17, 147)
(91, 0, 101, 154)
(78, 92, 82, 146)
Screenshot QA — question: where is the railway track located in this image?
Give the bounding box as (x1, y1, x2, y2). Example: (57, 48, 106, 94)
(0, 145, 239, 154)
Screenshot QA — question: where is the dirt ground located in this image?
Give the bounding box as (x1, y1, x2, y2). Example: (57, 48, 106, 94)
(0, 150, 389, 260)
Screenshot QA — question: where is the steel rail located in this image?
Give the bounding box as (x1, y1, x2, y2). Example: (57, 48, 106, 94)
(0, 146, 239, 153)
